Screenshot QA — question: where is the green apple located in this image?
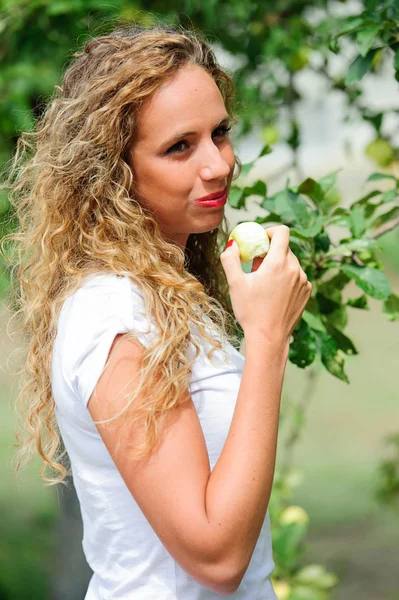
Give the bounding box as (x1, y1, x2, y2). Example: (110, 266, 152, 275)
(365, 138, 394, 167)
(280, 505, 309, 526)
(262, 125, 279, 145)
(272, 580, 291, 600)
(228, 222, 270, 263)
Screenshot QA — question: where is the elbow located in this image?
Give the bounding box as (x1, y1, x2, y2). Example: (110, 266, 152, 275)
(213, 571, 245, 596)
(223, 564, 247, 595)
(205, 577, 240, 597)
(187, 527, 250, 594)
(204, 558, 247, 596)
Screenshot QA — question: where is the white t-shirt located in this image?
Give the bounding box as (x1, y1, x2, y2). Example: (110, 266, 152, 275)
(51, 272, 277, 600)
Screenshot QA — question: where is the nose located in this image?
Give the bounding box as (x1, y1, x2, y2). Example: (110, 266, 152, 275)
(199, 139, 231, 182)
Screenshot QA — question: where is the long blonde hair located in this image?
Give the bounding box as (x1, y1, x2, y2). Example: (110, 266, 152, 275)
(1, 22, 242, 486)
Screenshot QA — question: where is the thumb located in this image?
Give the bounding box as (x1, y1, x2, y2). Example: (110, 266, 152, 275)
(220, 239, 243, 284)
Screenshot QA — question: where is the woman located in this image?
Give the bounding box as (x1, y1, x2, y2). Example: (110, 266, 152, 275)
(3, 22, 311, 599)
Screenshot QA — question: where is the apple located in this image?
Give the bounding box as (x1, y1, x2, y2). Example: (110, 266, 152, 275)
(280, 505, 309, 526)
(228, 222, 270, 263)
(262, 125, 279, 145)
(365, 138, 394, 167)
(273, 580, 291, 600)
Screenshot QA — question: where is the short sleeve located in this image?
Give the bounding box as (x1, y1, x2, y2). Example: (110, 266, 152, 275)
(55, 274, 158, 407)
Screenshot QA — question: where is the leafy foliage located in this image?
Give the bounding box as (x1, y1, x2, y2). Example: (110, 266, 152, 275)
(229, 149, 399, 384)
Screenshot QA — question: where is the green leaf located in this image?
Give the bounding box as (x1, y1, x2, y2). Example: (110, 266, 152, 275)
(228, 180, 267, 209)
(345, 48, 379, 85)
(363, 112, 383, 133)
(351, 190, 381, 208)
(290, 216, 326, 240)
(327, 305, 348, 330)
(341, 264, 392, 299)
(273, 520, 308, 570)
(350, 205, 367, 237)
(346, 238, 377, 253)
(347, 294, 370, 309)
(318, 273, 349, 302)
(356, 25, 381, 57)
(329, 38, 340, 54)
(315, 331, 349, 383)
(325, 244, 353, 258)
(330, 207, 351, 217)
(227, 187, 246, 209)
(328, 215, 352, 229)
(254, 213, 282, 224)
(242, 179, 267, 198)
(367, 173, 397, 182)
(382, 294, 399, 321)
(395, 48, 399, 70)
(382, 189, 397, 203)
(261, 189, 312, 228)
(288, 120, 300, 151)
(297, 178, 324, 204)
(336, 16, 367, 38)
(364, 200, 383, 219)
(324, 323, 359, 356)
(288, 320, 317, 369)
(319, 171, 340, 194)
(316, 293, 341, 315)
(371, 206, 399, 229)
(314, 231, 330, 253)
(258, 143, 272, 158)
(240, 163, 254, 178)
(302, 310, 327, 332)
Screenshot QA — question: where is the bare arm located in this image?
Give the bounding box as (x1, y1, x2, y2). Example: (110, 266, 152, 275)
(204, 334, 289, 584)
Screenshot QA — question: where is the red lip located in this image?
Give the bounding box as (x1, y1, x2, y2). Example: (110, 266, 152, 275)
(195, 186, 227, 202)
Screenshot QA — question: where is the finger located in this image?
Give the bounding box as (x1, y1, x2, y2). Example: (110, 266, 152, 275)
(287, 248, 303, 271)
(220, 239, 245, 286)
(265, 225, 290, 260)
(287, 248, 308, 282)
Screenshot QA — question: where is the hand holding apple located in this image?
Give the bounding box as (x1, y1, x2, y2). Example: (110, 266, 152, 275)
(228, 221, 270, 263)
(220, 224, 312, 344)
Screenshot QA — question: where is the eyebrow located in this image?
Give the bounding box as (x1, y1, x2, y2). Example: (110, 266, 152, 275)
(161, 115, 231, 148)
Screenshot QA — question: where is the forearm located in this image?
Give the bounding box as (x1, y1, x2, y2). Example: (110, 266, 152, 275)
(204, 333, 289, 573)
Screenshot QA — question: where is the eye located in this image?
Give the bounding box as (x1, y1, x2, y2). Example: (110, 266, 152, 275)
(213, 124, 232, 138)
(165, 123, 232, 156)
(165, 140, 189, 155)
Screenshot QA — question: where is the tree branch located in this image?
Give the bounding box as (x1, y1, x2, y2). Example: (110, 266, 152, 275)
(369, 216, 399, 239)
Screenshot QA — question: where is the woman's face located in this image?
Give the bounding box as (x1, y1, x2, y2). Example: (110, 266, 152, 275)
(129, 64, 236, 249)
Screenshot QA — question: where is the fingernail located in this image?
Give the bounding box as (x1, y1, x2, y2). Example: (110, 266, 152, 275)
(225, 240, 234, 250)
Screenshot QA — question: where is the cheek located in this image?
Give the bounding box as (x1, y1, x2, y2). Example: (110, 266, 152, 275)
(134, 159, 174, 193)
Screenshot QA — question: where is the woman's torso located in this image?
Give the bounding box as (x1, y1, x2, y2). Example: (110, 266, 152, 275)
(51, 273, 277, 599)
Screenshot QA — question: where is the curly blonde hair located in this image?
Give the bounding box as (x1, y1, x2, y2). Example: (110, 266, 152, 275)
(1, 21, 244, 486)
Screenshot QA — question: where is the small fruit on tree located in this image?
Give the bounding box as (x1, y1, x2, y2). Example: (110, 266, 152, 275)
(272, 580, 291, 600)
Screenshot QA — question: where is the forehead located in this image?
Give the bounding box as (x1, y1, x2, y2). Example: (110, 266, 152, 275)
(135, 65, 226, 140)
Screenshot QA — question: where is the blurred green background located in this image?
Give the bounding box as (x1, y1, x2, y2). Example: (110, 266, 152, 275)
(1, 0, 399, 598)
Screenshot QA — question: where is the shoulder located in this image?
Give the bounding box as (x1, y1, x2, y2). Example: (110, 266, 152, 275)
(53, 272, 153, 406)
(60, 272, 144, 322)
